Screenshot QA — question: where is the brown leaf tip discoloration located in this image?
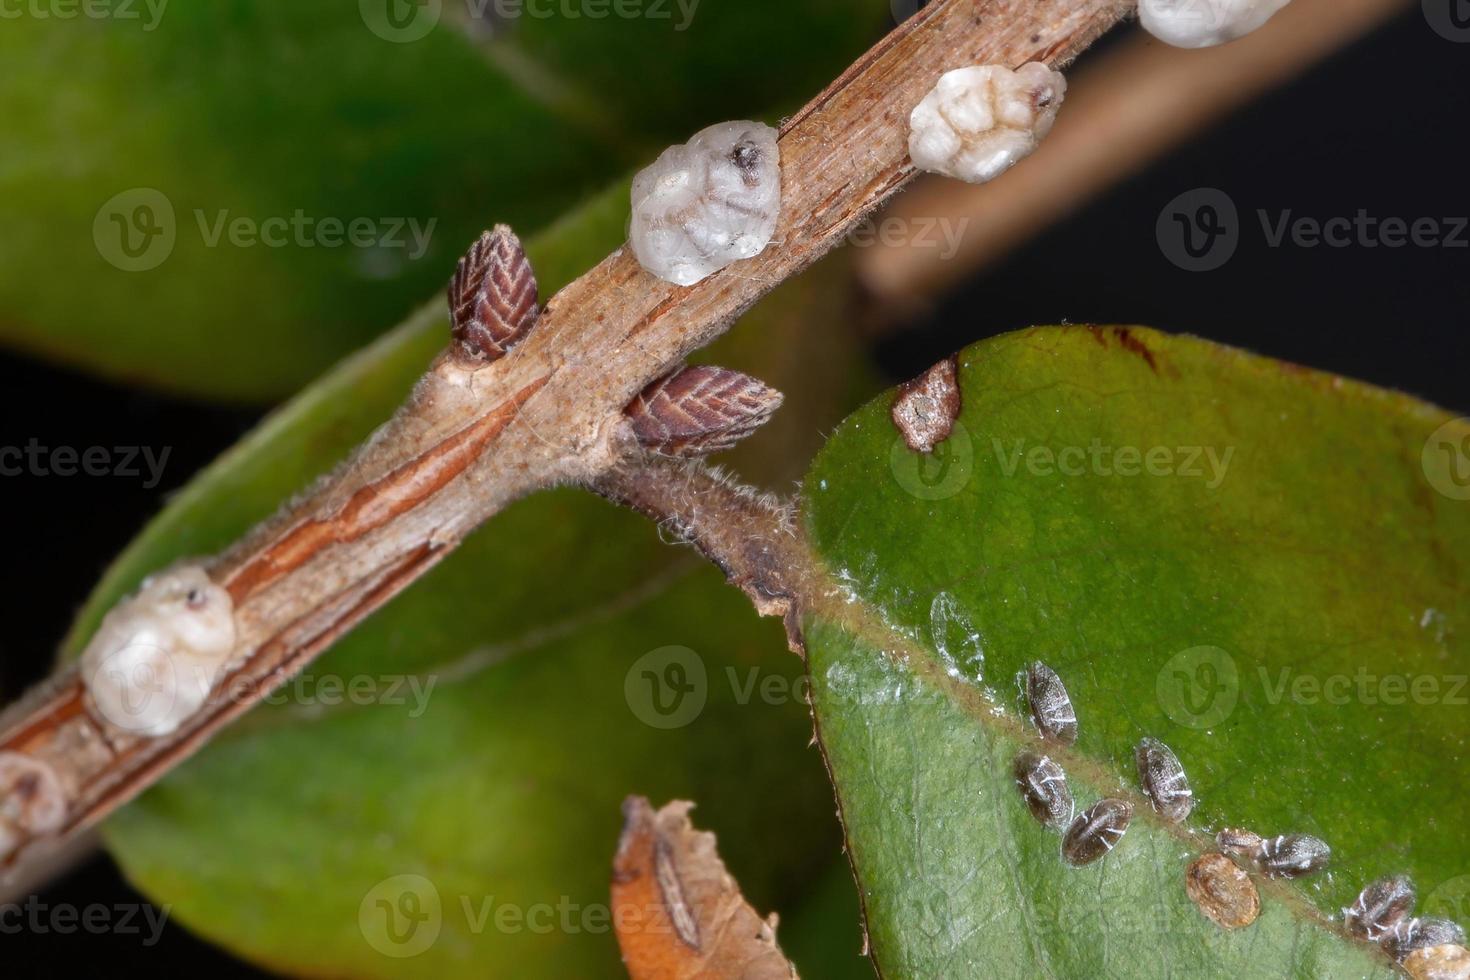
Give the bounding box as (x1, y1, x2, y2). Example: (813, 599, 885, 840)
(1086, 325, 1160, 374)
(448, 225, 539, 362)
(626, 366, 784, 458)
(890, 356, 960, 453)
(1186, 853, 1261, 930)
(611, 796, 798, 980)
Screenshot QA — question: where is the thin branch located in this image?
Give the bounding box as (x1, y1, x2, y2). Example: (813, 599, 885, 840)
(0, 0, 1131, 877)
(856, 0, 1412, 311)
(591, 457, 805, 650)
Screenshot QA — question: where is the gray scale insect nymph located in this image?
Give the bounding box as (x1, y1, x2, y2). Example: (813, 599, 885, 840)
(1257, 833, 1331, 879)
(1218, 829, 1330, 879)
(1024, 661, 1077, 745)
(1385, 916, 1468, 962)
(1062, 798, 1132, 867)
(1343, 874, 1416, 942)
(1135, 736, 1193, 823)
(1013, 751, 1074, 830)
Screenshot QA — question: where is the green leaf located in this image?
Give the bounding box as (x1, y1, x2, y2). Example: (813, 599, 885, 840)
(801, 326, 1469, 977)
(0, 0, 887, 401)
(69, 188, 869, 976)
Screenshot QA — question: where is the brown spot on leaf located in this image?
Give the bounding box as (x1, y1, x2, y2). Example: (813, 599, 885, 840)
(1186, 853, 1260, 930)
(1085, 326, 1161, 374)
(1112, 327, 1158, 373)
(612, 797, 798, 980)
(891, 356, 960, 453)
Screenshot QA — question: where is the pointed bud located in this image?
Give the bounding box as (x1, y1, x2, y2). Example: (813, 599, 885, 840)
(625, 365, 783, 458)
(447, 225, 539, 362)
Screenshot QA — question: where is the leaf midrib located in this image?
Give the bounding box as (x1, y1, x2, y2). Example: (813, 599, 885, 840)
(789, 533, 1398, 975)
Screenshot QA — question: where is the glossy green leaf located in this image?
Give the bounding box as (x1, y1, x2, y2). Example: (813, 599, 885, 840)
(65, 187, 869, 976)
(0, 0, 887, 401)
(801, 326, 1469, 978)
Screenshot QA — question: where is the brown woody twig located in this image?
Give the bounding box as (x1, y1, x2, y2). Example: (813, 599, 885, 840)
(0, 0, 1131, 879)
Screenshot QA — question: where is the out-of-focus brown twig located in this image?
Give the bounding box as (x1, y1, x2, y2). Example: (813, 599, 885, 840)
(855, 0, 1413, 317)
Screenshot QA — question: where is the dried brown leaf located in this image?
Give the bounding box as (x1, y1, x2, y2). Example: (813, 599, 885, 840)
(611, 796, 797, 980)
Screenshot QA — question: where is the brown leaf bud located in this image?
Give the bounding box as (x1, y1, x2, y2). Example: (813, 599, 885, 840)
(447, 225, 539, 361)
(625, 365, 783, 458)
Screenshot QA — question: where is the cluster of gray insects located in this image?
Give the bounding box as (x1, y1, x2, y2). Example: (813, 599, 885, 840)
(1011, 661, 1465, 963)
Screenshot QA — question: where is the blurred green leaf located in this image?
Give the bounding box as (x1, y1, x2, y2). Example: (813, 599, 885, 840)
(801, 327, 1468, 977)
(64, 180, 872, 975)
(0, 0, 887, 401)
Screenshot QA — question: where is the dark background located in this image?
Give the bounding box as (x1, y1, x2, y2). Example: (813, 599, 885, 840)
(1, 8, 1465, 976)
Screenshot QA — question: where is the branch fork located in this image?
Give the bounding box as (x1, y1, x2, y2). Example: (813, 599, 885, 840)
(0, 0, 1132, 878)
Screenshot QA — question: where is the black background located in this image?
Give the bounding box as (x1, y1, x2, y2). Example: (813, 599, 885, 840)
(1, 8, 1465, 976)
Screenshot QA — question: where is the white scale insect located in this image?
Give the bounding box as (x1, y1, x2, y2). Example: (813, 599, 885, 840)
(0, 751, 68, 863)
(1135, 736, 1194, 823)
(908, 62, 1066, 185)
(78, 563, 238, 738)
(1137, 0, 1293, 49)
(629, 120, 781, 286)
